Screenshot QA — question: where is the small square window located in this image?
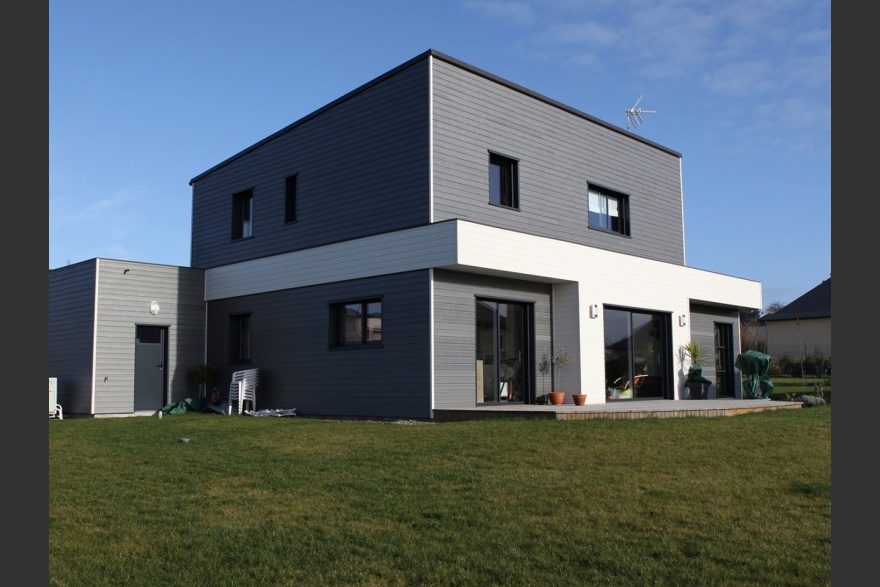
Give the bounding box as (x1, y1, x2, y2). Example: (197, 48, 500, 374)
(285, 175, 298, 224)
(232, 190, 253, 240)
(332, 299, 382, 347)
(230, 313, 251, 362)
(489, 153, 519, 209)
(588, 185, 629, 236)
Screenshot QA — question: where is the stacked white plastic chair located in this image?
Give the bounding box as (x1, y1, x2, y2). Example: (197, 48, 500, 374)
(228, 369, 259, 415)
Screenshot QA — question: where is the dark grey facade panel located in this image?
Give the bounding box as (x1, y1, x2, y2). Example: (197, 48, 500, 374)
(206, 271, 432, 419)
(432, 269, 553, 408)
(431, 60, 685, 265)
(689, 303, 742, 399)
(190, 59, 432, 269)
(49, 260, 98, 415)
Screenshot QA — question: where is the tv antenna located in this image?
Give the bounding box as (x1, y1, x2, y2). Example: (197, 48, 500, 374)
(625, 95, 656, 130)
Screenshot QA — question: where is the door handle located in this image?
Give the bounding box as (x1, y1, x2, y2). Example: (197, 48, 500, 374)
(156, 363, 164, 371)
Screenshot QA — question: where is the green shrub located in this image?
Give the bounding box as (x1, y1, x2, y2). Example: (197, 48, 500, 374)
(769, 351, 831, 378)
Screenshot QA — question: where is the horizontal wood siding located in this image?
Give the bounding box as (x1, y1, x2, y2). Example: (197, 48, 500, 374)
(433, 269, 552, 408)
(92, 260, 206, 414)
(190, 59, 431, 269)
(49, 260, 98, 415)
(204, 221, 459, 301)
(431, 58, 685, 265)
(689, 304, 742, 398)
(205, 271, 432, 419)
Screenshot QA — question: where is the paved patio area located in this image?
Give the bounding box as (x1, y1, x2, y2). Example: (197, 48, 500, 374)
(432, 398, 802, 422)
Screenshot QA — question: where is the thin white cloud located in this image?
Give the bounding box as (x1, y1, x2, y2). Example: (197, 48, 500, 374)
(477, 0, 829, 156)
(544, 21, 618, 46)
(487, 0, 829, 92)
(49, 188, 144, 266)
(702, 59, 776, 97)
(463, 1, 535, 26)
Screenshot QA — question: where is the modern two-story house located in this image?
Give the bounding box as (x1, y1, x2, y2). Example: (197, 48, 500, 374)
(49, 49, 761, 418)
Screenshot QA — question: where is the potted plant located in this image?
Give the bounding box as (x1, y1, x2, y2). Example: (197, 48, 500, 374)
(192, 364, 216, 401)
(680, 341, 712, 399)
(549, 346, 572, 405)
(536, 353, 552, 404)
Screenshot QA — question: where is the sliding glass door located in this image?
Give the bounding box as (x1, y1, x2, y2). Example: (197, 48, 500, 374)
(476, 299, 531, 404)
(604, 308, 670, 400)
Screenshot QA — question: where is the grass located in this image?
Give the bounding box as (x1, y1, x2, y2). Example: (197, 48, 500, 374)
(50, 407, 831, 586)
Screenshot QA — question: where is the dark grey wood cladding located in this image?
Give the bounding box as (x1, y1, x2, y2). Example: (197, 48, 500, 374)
(49, 259, 206, 415)
(205, 270, 432, 419)
(49, 260, 98, 415)
(190, 58, 432, 269)
(431, 58, 685, 265)
(190, 49, 685, 271)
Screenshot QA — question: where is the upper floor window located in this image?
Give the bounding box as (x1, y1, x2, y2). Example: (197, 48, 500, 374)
(489, 153, 519, 209)
(333, 299, 382, 347)
(229, 313, 252, 362)
(232, 189, 253, 240)
(285, 175, 298, 224)
(588, 184, 629, 236)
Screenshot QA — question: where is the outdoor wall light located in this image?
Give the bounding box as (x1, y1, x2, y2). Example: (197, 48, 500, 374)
(589, 304, 599, 318)
(679, 314, 687, 327)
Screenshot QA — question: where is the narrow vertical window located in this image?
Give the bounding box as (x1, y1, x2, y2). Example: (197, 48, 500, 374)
(230, 313, 252, 362)
(232, 190, 253, 240)
(285, 175, 298, 223)
(489, 153, 519, 209)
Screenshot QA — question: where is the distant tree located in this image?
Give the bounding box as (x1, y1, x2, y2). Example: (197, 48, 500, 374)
(739, 308, 766, 353)
(738, 301, 786, 354)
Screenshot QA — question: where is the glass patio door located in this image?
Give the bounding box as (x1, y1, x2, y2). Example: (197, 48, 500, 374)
(604, 308, 669, 399)
(476, 299, 529, 403)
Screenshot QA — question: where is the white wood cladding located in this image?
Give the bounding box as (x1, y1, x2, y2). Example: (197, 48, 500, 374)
(206, 219, 759, 309)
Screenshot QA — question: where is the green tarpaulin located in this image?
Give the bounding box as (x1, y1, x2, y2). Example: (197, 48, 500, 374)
(684, 364, 713, 400)
(735, 350, 775, 399)
(160, 397, 204, 414)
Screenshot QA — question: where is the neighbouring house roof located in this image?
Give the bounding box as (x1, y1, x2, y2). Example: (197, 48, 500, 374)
(761, 278, 831, 321)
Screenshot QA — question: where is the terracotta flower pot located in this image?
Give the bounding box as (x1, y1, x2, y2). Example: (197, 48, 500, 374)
(572, 393, 587, 406)
(548, 391, 565, 405)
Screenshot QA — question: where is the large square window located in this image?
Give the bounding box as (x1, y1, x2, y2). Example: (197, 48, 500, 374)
(333, 299, 382, 347)
(285, 175, 298, 224)
(229, 313, 251, 362)
(232, 190, 253, 240)
(588, 185, 629, 235)
(489, 153, 519, 209)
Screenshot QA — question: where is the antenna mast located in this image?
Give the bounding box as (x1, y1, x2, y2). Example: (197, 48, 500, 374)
(625, 95, 656, 130)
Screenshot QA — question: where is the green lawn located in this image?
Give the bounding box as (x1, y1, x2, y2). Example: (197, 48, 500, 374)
(50, 407, 831, 586)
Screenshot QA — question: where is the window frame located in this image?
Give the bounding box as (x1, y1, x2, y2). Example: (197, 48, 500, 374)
(229, 313, 252, 363)
(587, 183, 630, 236)
(488, 152, 519, 209)
(331, 298, 383, 348)
(284, 174, 298, 224)
(232, 189, 254, 240)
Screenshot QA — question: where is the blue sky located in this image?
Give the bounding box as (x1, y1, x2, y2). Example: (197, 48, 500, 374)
(49, 0, 830, 308)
